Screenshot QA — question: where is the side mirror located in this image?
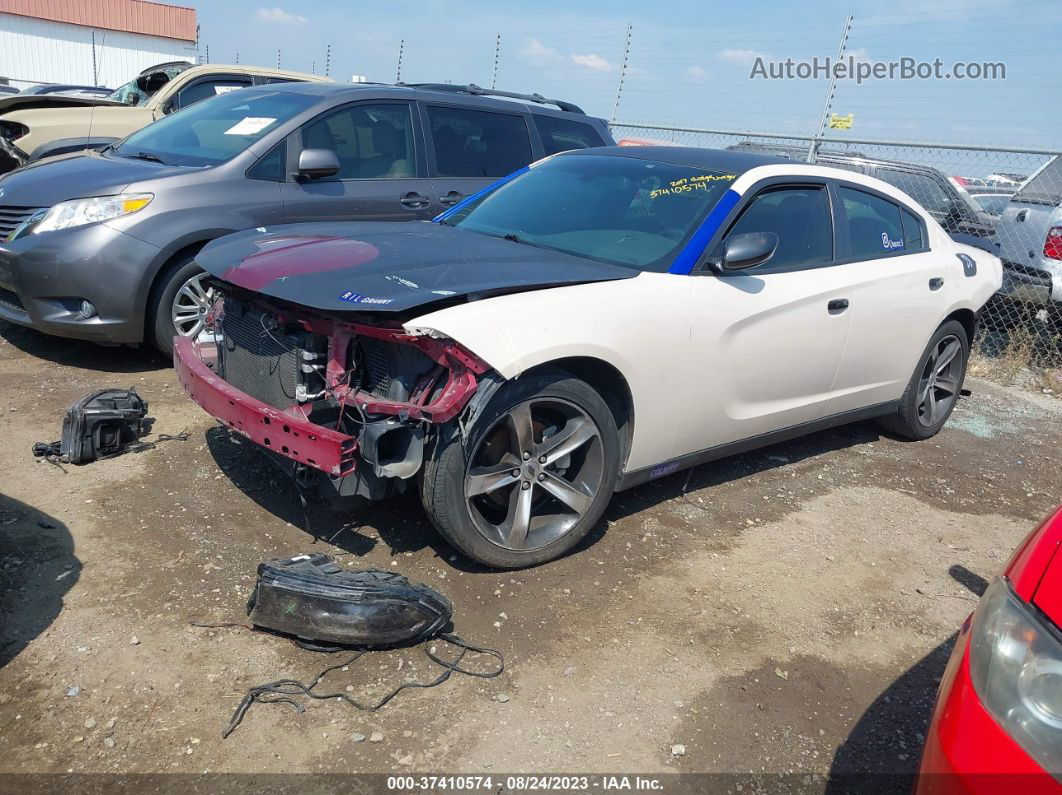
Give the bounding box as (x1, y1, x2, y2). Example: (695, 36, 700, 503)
(124, 92, 142, 106)
(297, 148, 340, 180)
(717, 231, 779, 271)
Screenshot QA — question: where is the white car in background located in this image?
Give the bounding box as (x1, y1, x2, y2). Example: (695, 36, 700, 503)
(177, 147, 1003, 567)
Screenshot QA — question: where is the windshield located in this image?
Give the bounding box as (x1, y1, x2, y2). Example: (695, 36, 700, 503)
(106, 64, 190, 106)
(112, 90, 317, 167)
(445, 154, 738, 272)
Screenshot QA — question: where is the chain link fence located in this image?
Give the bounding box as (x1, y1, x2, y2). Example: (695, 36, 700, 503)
(611, 122, 1062, 389)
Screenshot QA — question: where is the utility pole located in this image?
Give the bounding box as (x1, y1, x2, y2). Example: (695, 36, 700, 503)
(808, 12, 853, 163)
(491, 33, 501, 89)
(611, 23, 632, 124)
(396, 39, 404, 83)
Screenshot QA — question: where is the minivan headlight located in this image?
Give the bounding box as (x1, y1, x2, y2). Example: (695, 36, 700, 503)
(969, 577, 1062, 779)
(32, 193, 153, 234)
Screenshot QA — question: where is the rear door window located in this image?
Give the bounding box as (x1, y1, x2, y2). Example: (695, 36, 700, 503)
(533, 115, 606, 155)
(427, 105, 533, 178)
(839, 186, 907, 259)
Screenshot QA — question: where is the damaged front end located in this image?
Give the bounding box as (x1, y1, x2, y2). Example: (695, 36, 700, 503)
(174, 286, 490, 503)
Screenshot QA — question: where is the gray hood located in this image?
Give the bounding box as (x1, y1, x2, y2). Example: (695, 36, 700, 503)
(0, 149, 191, 206)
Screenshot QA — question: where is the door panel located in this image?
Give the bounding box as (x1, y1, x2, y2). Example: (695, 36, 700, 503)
(827, 186, 956, 412)
(827, 251, 955, 412)
(280, 101, 436, 223)
(682, 183, 851, 456)
(685, 269, 854, 456)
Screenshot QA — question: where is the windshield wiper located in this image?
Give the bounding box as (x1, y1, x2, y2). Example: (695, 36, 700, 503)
(503, 233, 522, 243)
(123, 150, 166, 164)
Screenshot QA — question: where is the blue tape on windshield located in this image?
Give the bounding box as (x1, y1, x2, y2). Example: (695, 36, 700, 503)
(433, 165, 530, 224)
(667, 188, 741, 275)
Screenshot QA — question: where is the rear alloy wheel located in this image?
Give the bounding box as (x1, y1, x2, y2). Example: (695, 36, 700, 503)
(915, 334, 964, 428)
(879, 319, 969, 440)
(422, 372, 620, 568)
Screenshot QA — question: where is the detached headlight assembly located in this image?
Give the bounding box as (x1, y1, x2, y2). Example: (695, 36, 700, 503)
(32, 193, 153, 234)
(969, 577, 1062, 779)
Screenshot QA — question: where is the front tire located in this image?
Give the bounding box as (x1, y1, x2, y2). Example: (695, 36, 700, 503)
(421, 372, 620, 569)
(148, 255, 214, 356)
(879, 320, 969, 440)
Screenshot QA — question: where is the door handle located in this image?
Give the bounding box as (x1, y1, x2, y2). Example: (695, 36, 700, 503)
(929, 277, 944, 290)
(400, 192, 430, 209)
(439, 190, 463, 207)
(827, 298, 849, 314)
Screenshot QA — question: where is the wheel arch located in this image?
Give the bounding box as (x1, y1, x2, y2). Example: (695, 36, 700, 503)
(943, 307, 977, 345)
(143, 237, 224, 331)
(520, 356, 636, 473)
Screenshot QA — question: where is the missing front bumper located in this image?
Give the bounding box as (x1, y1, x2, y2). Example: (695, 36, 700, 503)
(174, 335, 358, 476)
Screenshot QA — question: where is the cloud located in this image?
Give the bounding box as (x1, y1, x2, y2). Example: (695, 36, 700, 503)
(520, 38, 563, 66)
(256, 7, 307, 24)
(717, 48, 767, 64)
(686, 65, 707, 78)
(847, 47, 873, 63)
(571, 53, 612, 71)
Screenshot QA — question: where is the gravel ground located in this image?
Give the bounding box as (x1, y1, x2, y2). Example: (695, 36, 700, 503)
(1, 321, 1060, 791)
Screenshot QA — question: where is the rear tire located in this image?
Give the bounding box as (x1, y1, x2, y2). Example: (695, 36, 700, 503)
(878, 320, 969, 440)
(421, 372, 620, 569)
(148, 254, 212, 357)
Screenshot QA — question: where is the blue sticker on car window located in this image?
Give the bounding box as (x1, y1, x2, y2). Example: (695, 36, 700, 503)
(881, 232, 904, 250)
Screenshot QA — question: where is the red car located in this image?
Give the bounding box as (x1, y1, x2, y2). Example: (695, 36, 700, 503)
(918, 505, 1062, 793)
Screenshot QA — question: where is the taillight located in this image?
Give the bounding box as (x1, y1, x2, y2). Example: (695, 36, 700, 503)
(1044, 226, 1062, 261)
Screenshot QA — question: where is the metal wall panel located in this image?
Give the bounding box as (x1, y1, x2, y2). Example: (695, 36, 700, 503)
(0, 0, 196, 43)
(0, 12, 195, 88)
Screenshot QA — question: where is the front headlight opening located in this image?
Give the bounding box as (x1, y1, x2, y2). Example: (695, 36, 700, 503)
(32, 193, 153, 234)
(970, 577, 1062, 778)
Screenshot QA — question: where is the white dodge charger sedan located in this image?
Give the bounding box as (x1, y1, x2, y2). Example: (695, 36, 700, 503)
(176, 147, 1003, 567)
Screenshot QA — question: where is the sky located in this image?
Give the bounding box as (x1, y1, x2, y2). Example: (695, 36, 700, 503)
(191, 0, 1060, 152)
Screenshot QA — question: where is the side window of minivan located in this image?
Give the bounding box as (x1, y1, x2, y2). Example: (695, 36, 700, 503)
(533, 115, 606, 155)
(427, 105, 533, 178)
(301, 103, 416, 179)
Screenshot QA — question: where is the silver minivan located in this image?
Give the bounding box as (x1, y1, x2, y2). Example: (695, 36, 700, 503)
(995, 156, 1062, 316)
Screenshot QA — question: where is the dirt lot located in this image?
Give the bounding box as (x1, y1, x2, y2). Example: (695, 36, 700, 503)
(1, 321, 1060, 789)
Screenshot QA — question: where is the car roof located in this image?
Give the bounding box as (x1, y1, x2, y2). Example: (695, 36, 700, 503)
(557, 145, 792, 172)
(187, 63, 329, 82)
(257, 80, 601, 119)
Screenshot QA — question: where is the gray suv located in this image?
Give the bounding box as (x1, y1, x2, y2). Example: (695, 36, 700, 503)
(0, 81, 612, 353)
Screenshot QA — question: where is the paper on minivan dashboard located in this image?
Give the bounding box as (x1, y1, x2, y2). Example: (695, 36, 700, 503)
(214, 85, 241, 95)
(224, 117, 277, 136)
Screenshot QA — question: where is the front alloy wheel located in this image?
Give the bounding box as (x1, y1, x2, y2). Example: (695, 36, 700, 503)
(171, 272, 215, 340)
(421, 372, 621, 569)
(465, 397, 605, 551)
